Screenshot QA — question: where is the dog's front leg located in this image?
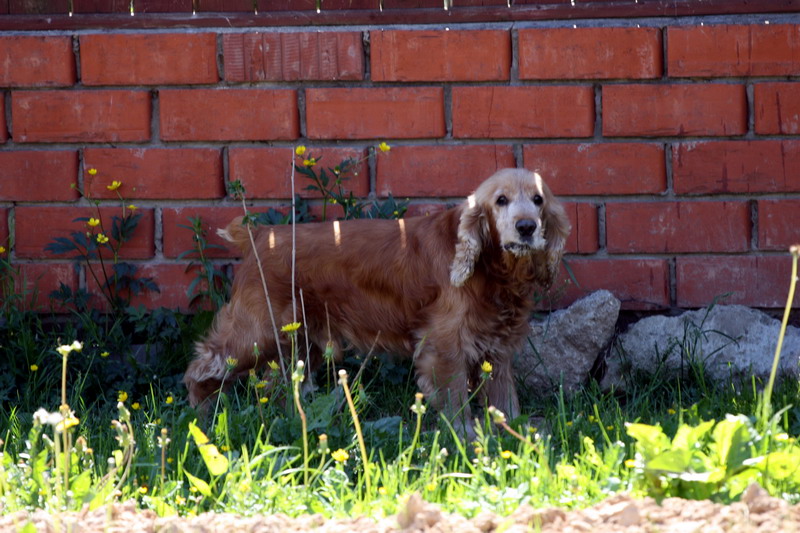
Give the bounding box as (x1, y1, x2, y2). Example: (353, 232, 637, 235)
(482, 357, 520, 421)
(414, 349, 476, 439)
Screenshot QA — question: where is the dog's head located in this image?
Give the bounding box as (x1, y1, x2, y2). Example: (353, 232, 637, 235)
(450, 168, 571, 287)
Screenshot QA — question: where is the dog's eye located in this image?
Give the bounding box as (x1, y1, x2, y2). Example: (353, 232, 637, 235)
(532, 194, 543, 206)
(496, 195, 508, 206)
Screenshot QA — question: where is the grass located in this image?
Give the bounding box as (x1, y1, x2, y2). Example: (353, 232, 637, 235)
(2, 153, 800, 521)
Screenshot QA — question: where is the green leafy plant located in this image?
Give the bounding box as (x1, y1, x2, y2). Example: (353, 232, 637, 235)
(45, 171, 158, 313)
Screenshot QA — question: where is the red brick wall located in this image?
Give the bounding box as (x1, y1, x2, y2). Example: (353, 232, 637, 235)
(1, 13, 799, 311)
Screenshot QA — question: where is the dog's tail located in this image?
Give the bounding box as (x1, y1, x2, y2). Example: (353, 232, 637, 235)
(218, 216, 251, 252)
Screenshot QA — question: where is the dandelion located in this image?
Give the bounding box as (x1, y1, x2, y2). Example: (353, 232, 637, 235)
(281, 322, 302, 333)
(256, 381, 267, 389)
(107, 180, 122, 191)
(55, 414, 79, 433)
(332, 449, 348, 463)
(481, 361, 493, 375)
(225, 357, 238, 371)
(165, 395, 174, 404)
(87, 217, 100, 227)
(118, 391, 128, 403)
(624, 459, 637, 468)
(295, 145, 307, 156)
(131, 402, 141, 410)
(425, 482, 436, 492)
(175, 495, 186, 505)
(500, 450, 513, 459)
(0, 246, 5, 254)
(56, 341, 82, 357)
(96, 234, 109, 244)
(667, 408, 677, 415)
(303, 158, 317, 167)
(565, 421, 573, 427)
(88, 168, 98, 176)
(267, 360, 279, 371)
(378, 487, 388, 496)
(138, 486, 148, 495)
(100, 351, 110, 358)
(606, 425, 614, 430)
(127, 204, 137, 211)
(378, 141, 391, 153)
(259, 397, 268, 404)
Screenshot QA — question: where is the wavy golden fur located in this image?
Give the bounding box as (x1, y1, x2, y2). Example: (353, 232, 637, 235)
(184, 168, 571, 433)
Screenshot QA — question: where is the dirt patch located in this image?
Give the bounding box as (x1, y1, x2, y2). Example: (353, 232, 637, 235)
(3, 484, 799, 532)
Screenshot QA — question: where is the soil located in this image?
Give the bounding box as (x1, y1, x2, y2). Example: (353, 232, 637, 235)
(3, 483, 799, 533)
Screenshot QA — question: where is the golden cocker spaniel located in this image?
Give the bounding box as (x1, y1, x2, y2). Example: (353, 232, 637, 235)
(184, 168, 571, 434)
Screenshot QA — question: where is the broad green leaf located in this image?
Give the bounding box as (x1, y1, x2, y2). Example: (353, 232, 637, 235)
(761, 450, 800, 481)
(70, 469, 93, 504)
(184, 470, 212, 498)
(189, 422, 229, 476)
(646, 449, 693, 474)
(626, 423, 671, 461)
(671, 420, 714, 451)
(712, 415, 754, 472)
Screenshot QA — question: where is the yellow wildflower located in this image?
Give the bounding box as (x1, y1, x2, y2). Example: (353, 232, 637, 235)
(165, 395, 174, 404)
(667, 408, 677, 415)
(107, 180, 122, 191)
(127, 204, 138, 211)
(55, 415, 79, 433)
(295, 145, 307, 156)
(138, 486, 148, 494)
(331, 449, 348, 463)
(500, 450, 512, 459)
(267, 360, 279, 371)
(481, 361, 493, 374)
(378, 141, 391, 153)
(118, 391, 128, 403)
(87, 168, 98, 176)
(87, 217, 100, 227)
(259, 397, 268, 404)
(131, 402, 141, 410)
(624, 459, 637, 468)
(30, 364, 39, 372)
(100, 351, 110, 358)
(96, 234, 109, 244)
(175, 495, 186, 505)
(225, 357, 237, 371)
(303, 158, 316, 167)
(0, 246, 5, 254)
(281, 322, 301, 333)
(378, 487, 388, 496)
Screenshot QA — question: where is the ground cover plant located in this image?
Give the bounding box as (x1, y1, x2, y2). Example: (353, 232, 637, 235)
(2, 149, 800, 526)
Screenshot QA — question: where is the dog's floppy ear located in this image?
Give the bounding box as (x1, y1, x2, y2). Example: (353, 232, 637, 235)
(450, 195, 489, 287)
(539, 193, 571, 288)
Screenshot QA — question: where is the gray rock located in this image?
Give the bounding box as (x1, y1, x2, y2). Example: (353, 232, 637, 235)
(602, 305, 800, 392)
(517, 290, 620, 396)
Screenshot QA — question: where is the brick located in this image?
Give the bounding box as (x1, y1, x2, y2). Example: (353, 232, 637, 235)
(673, 140, 800, 194)
(376, 145, 515, 197)
(14, 263, 79, 313)
(81, 33, 218, 86)
(223, 32, 363, 82)
(84, 148, 223, 200)
(558, 258, 670, 310)
(371, 30, 510, 82)
(755, 82, 800, 135)
(162, 206, 252, 259)
(519, 27, 661, 80)
(15, 206, 155, 259)
(0, 36, 76, 86)
(603, 84, 747, 137)
(563, 202, 598, 254)
(677, 256, 796, 308)
(306, 88, 444, 140)
(229, 146, 368, 199)
(127, 263, 202, 312)
(160, 89, 298, 141)
(758, 200, 800, 251)
(606, 201, 750, 254)
(452, 86, 595, 139)
(668, 24, 800, 77)
(0, 151, 80, 201)
(524, 143, 666, 195)
(12, 90, 151, 143)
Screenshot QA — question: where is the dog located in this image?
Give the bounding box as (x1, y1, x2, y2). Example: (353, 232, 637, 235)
(184, 168, 571, 434)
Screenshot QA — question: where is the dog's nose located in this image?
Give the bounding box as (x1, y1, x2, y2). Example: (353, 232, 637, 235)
(515, 219, 537, 238)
